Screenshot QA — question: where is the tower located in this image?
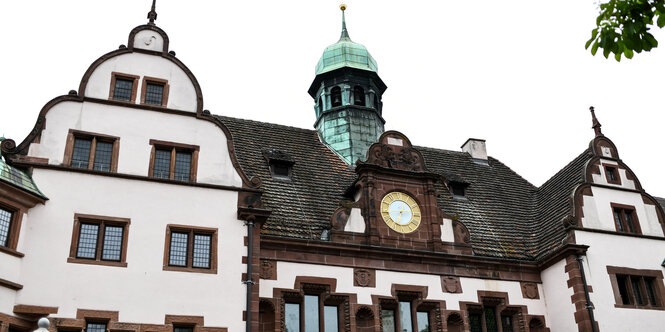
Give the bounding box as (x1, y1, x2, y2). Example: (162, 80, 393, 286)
(308, 5, 387, 164)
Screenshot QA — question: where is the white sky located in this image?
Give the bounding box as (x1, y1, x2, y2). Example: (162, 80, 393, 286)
(1, 1, 664, 196)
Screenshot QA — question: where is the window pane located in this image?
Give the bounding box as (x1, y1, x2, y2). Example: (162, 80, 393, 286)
(416, 312, 429, 332)
(501, 315, 513, 332)
(101, 225, 123, 261)
(305, 295, 319, 332)
(285, 303, 300, 332)
(113, 78, 133, 101)
(645, 278, 659, 306)
(617, 275, 631, 305)
(399, 302, 413, 332)
(0, 208, 12, 247)
(93, 141, 113, 172)
(76, 223, 99, 259)
(86, 323, 106, 332)
(174, 151, 192, 181)
(625, 211, 635, 233)
(324, 306, 338, 332)
(153, 149, 171, 179)
(468, 313, 482, 332)
(631, 276, 646, 305)
(484, 307, 498, 332)
(174, 327, 193, 332)
(72, 138, 91, 169)
(613, 210, 624, 232)
(145, 83, 164, 105)
(381, 310, 396, 332)
(169, 232, 188, 266)
(192, 234, 211, 268)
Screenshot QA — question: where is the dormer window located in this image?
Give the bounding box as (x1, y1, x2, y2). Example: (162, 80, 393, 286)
(354, 86, 365, 106)
(449, 181, 468, 198)
(604, 164, 621, 185)
(331, 87, 342, 107)
(109, 72, 139, 102)
(141, 77, 169, 107)
(263, 149, 295, 180)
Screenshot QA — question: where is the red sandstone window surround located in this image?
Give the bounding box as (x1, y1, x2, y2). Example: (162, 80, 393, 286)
(68, 214, 130, 268)
(109, 72, 140, 103)
(607, 266, 665, 310)
(140, 76, 170, 107)
(603, 164, 621, 185)
(163, 224, 217, 274)
(63, 130, 120, 172)
(148, 139, 199, 182)
(610, 203, 641, 234)
(0, 203, 22, 257)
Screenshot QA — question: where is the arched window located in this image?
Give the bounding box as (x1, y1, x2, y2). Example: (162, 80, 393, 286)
(259, 301, 275, 332)
(318, 97, 323, 115)
(446, 313, 464, 332)
(356, 307, 375, 332)
(331, 86, 342, 107)
(354, 86, 365, 106)
(373, 95, 379, 111)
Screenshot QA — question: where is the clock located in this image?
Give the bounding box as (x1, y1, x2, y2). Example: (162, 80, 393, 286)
(380, 192, 421, 233)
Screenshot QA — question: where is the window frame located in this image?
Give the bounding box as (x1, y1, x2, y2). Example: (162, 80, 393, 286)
(607, 266, 665, 310)
(140, 76, 170, 107)
(610, 203, 642, 234)
(148, 139, 199, 182)
(109, 72, 140, 103)
(163, 224, 217, 274)
(603, 164, 622, 185)
(378, 289, 436, 332)
(0, 201, 23, 257)
(68, 214, 130, 268)
(63, 129, 120, 172)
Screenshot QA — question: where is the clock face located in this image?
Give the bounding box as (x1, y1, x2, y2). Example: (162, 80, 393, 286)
(380, 192, 421, 234)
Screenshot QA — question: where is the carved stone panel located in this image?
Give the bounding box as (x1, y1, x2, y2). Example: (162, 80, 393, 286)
(353, 268, 375, 287)
(441, 276, 462, 294)
(259, 259, 277, 280)
(520, 282, 540, 299)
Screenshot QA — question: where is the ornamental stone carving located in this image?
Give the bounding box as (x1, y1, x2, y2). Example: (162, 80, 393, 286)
(259, 259, 276, 280)
(353, 268, 375, 287)
(521, 282, 540, 299)
(441, 276, 462, 293)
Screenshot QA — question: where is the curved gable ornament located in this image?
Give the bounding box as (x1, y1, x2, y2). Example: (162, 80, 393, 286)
(361, 131, 428, 172)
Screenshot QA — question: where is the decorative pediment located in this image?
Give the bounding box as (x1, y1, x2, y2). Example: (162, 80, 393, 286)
(360, 131, 428, 172)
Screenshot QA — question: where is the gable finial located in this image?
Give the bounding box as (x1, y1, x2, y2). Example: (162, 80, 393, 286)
(339, 4, 350, 41)
(147, 0, 157, 25)
(590, 106, 602, 137)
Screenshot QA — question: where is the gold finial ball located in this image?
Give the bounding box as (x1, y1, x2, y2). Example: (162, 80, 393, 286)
(340, 4, 347, 11)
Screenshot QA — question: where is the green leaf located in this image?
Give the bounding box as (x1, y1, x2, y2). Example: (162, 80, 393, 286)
(603, 47, 611, 58)
(624, 47, 634, 59)
(646, 33, 658, 47)
(658, 14, 665, 28)
(591, 41, 600, 55)
(615, 51, 622, 62)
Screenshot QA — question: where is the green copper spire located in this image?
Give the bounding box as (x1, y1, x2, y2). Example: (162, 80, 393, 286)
(315, 5, 378, 75)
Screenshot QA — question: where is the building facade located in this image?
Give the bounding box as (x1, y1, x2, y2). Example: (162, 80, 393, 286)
(1, 4, 664, 332)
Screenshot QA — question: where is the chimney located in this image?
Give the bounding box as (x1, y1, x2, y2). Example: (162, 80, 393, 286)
(461, 138, 488, 163)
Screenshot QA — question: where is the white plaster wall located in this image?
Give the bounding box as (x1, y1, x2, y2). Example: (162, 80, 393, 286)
(27, 101, 242, 187)
(574, 230, 665, 331)
(440, 218, 454, 242)
(0, 287, 16, 315)
(344, 208, 365, 233)
(84, 53, 197, 112)
(261, 261, 548, 315)
(590, 159, 636, 190)
(540, 259, 576, 332)
(14, 169, 247, 331)
(133, 29, 165, 53)
(581, 186, 663, 236)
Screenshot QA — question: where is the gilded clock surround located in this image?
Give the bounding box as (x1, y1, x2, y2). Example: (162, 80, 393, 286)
(380, 191, 421, 233)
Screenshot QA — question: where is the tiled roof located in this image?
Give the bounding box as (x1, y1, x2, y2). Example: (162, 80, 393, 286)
(0, 157, 47, 199)
(217, 115, 652, 261)
(656, 197, 665, 213)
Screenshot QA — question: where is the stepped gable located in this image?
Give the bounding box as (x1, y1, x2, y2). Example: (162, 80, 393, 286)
(217, 115, 356, 239)
(418, 146, 538, 260)
(534, 149, 593, 259)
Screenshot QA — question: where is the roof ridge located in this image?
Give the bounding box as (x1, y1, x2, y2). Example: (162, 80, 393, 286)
(214, 115, 316, 134)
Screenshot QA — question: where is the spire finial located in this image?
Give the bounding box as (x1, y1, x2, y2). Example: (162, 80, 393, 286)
(147, 0, 157, 25)
(590, 106, 603, 137)
(339, 4, 350, 40)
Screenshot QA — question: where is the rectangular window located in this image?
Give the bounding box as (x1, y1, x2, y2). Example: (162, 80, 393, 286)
(324, 306, 339, 332)
(467, 307, 500, 332)
(164, 225, 217, 273)
(0, 207, 14, 248)
(416, 312, 429, 332)
(468, 313, 482, 332)
(173, 328, 193, 332)
(381, 309, 396, 332)
(608, 266, 665, 309)
(0, 204, 22, 255)
(304, 295, 319, 332)
(141, 77, 169, 107)
(285, 303, 300, 332)
(399, 302, 413, 332)
(604, 164, 621, 185)
(64, 130, 119, 172)
(68, 214, 130, 267)
(610, 204, 641, 234)
(149, 140, 199, 182)
(500, 315, 513, 332)
(109, 72, 139, 102)
(86, 323, 106, 332)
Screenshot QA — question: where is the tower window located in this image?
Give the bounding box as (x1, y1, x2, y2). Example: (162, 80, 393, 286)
(331, 86, 342, 107)
(354, 86, 366, 106)
(109, 72, 139, 102)
(374, 95, 380, 111)
(318, 96, 323, 115)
